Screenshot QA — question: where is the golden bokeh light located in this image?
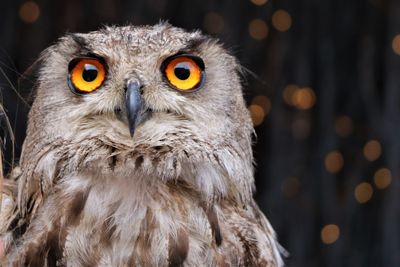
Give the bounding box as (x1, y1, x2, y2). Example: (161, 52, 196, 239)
(249, 19, 269, 40)
(335, 116, 353, 137)
(203, 12, 224, 34)
(250, 0, 268, 6)
(324, 151, 344, 174)
(282, 84, 298, 105)
(374, 168, 392, 189)
(354, 182, 373, 204)
(251, 95, 271, 115)
(321, 224, 340, 245)
(392, 34, 400, 56)
(272, 9, 292, 32)
(281, 176, 300, 197)
(293, 87, 316, 110)
(363, 140, 382, 161)
(282, 85, 316, 110)
(249, 104, 265, 126)
(19, 1, 40, 23)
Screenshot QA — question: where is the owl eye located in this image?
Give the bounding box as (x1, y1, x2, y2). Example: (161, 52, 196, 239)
(162, 55, 205, 91)
(68, 58, 107, 94)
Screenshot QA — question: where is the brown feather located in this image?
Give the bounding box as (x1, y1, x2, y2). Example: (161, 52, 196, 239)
(168, 228, 189, 267)
(65, 190, 89, 226)
(135, 209, 157, 267)
(201, 203, 222, 247)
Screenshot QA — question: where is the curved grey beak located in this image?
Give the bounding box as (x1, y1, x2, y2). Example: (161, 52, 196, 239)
(125, 81, 142, 137)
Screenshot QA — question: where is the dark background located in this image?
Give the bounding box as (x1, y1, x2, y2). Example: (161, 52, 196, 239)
(1, 0, 400, 266)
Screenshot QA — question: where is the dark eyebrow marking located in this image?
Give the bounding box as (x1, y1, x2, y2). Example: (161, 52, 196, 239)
(69, 34, 94, 56)
(184, 36, 208, 52)
(70, 34, 88, 48)
(69, 33, 106, 60)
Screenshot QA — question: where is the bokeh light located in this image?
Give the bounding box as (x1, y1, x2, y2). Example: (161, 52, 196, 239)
(249, 104, 265, 126)
(324, 151, 344, 174)
(354, 182, 373, 203)
(249, 95, 271, 126)
(19, 1, 40, 23)
(272, 9, 292, 32)
(374, 168, 392, 189)
(363, 140, 382, 162)
(293, 87, 316, 110)
(249, 19, 269, 40)
(282, 85, 316, 110)
(203, 12, 224, 34)
(335, 116, 353, 137)
(321, 224, 340, 245)
(392, 34, 400, 56)
(283, 84, 298, 105)
(250, 0, 268, 6)
(252, 95, 271, 114)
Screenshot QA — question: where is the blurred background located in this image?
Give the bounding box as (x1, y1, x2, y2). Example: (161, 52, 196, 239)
(1, 0, 400, 266)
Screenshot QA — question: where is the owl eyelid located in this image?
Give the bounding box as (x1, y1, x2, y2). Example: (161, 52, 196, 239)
(163, 53, 205, 70)
(68, 55, 108, 72)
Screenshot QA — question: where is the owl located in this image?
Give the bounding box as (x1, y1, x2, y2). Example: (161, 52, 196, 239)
(0, 23, 284, 266)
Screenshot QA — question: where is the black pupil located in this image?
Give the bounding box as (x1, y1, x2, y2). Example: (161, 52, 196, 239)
(82, 64, 98, 82)
(174, 63, 191, 80)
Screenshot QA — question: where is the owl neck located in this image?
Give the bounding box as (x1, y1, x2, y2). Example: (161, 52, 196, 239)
(19, 129, 255, 208)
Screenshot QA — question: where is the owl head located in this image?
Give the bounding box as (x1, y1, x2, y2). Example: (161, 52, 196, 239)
(21, 23, 254, 204)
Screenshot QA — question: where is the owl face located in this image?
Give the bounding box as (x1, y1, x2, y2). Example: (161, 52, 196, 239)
(31, 24, 249, 143)
(27, 24, 253, 183)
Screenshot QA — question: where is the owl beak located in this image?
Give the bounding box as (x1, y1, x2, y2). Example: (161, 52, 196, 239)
(125, 81, 142, 137)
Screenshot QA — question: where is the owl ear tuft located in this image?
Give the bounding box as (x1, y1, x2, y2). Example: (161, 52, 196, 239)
(69, 34, 87, 47)
(68, 33, 89, 50)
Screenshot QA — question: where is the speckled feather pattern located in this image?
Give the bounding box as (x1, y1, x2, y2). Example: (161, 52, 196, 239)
(1, 23, 284, 266)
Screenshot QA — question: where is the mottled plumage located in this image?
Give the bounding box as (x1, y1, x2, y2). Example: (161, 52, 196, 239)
(1, 23, 283, 266)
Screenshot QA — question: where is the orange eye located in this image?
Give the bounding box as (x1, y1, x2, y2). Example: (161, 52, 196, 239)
(68, 58, 106, 94)
(162, 55, 205, 91)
